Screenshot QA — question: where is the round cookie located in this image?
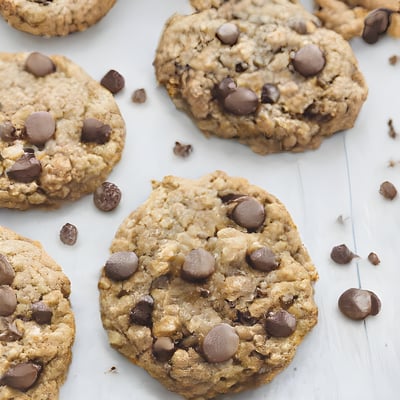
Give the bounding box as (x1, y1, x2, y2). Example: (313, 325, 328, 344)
(0, 0, 116, 36)
(98, 171, 318, 399)
(154, 0, 368, 155)
(0, 52, 125, 209)
(0, 225, 75, 400)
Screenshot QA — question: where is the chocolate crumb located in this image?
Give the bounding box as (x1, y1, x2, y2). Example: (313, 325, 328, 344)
(368, 252, 381, 266)
(131, 88, 147, 104)
(388, 119, 397, 138)
(389, 55, 398, 65)
(330, 244, 357, 264)
(379, 181, 397, 200)
(173, 141, 193, 158)
(60, 223, 78, 246)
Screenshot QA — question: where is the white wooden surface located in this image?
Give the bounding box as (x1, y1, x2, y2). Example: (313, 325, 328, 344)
(0, 1, 399, 399)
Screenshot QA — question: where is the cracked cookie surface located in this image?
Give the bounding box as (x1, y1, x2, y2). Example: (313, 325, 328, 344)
(154, 0, 368, 155)
(0, 0, 116, 36)
(0, 225, 75, 400)
(0, 52, 125, 210)
(98, 171, 318, 399)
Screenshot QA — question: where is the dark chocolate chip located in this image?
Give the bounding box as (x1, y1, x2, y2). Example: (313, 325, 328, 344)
(173, 141, 193, 158)
(181, 249, 215, 282)
(261, 83, 280, 104)
(0, 317, 22, 342)
(0, 362, 41, 392)
(368, 252, 380, 266)
(292, 44, 325, 77)
(7, 152, 42, 183)
(362, 8, 392, 44)
(247, 247, 278, 272)
(338, 288, 376, 320)
(214, 77, 237, 102)
(81, 118, 111, 144)
(153, 337, 175, 362)
(230, 197, 265, 231)
(25, 111, 55, 145)
(202, 323, 239, 363)
(0, 286, 17, 316)
(31, 302, 52, 325)
(105, 251, 138, 281)
(379, 181, 397, 200)
(223, 87, 259, 115)
(25, 52, 55, 78)
(216, 23, 240, 45)
(0, 254, 15, 285)
(59, 223, 78, 246)
(131, 88, 147, 104)
(330, 244, 356, 265)
(265, 310, 296, 337)
(93, 182, 121, 211)
(100, 70, 125, 94)
(130, 295, 154, 327)
(237, 310, 258, 326)
(0, 121, 16, 142)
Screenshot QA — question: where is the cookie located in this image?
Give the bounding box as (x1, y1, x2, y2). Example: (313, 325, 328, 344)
(314, 0, 400, 41)
(98, 171, 318, 399)
(0, 0, 116, 36)
(154, 0, 368, 155)
(0, 225, 75, 400)
(0, 52, 125, 210)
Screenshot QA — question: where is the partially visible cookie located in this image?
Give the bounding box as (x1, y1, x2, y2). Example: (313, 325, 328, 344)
(154, 0, 368, 155)
(0, 225, 75, 400)
(0, 52, 125, 209)
(0, 0, 116, 36)
(99, 171, 318, 399)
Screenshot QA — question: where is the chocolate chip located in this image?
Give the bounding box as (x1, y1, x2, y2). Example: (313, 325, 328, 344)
(202, 323, 239, 363)
(247, 247, 278, 272)
(265, 310, 296, 337)
(223, 87, 259, 115)
(181, 249, 215, 282)
(0, 286, 17, 316)
(235, 62, 248, 73)
(153, 337, 175, 362)
(173, 141, 193, 158)
(0, 254, 15, 285)
(261, 83, 280, 104)
(216, 23, 239, 45)
(93, 182, 121, 211)
(214, 77, 237, 102)
(81, 118, 111, 144)
(220, 193, 247, 204)
(31, 302, 52, 325)
(362, 8, 392, 44)
(338, 288, 381, 320)
(25, 52, 55, 78)
(100, 69, 125, 94)
(379, 181, 397, 200)
(7, 152, 42, 183)
(24, 111, 55, 145)
(0, 317, 22, 342)
(237, 310, 258, 326)
(230, 197, 265, 231)
(368, 252, 380, 266)
(59, 223, 78, 246)
(131, 88, 147, 104)
(0, 121, 16, 142)
(292, 44, 325, 77)
(0, 362, 41, 391)
(330, 244, 356, 264)
(130, 295, 154, 326)
(105, 251, 138, 281)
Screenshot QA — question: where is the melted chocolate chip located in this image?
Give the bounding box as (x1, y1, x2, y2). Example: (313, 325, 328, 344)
(247, 247, 278, 272)
(181, 249, 215, 282)
(93, 182, 121, 211)
(81, 118, 111, 144)
(7, 152, 42, 183)
(25, 111, 56, 145)
(0, 286, 17, 316)
(0, 121, 16, 142)
(25, 52, 55, 78)
(237, 310, 258, 325)
(0, 362, 41, 392)
(216, 23, 240, 45)
(292, 44, 325, 77)
(153, 337, 175, 362)
(379, 181, 397, 200)
(31, 302, 52, 325)
(59, 223, 78, 246)
(130, 295, 154, 326)
(223, 87, 259, 115)
(0, 317, 22, 342)
(330, 244, 356, 265)
(362, 8, 392, 44)
(105, 251, 138, 281)
(100, 69, 125, 94)
(202, 323, 239, 363)
(230, 197, 265, 231)
(338, 288, 380, 320)
(265, 310, 296, 337)
(0, 254, 15, 285)
(261, 83, 280, 104)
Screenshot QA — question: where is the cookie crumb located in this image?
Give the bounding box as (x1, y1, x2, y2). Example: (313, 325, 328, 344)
(388, 119, 397, 139)
(368, 252, 380, 266)
(131, 88, 147, 104)
(389, 55, 398, 65)
(336, 214, 349, 224)
(60, 223, 78, 246)
(379, 181, 397, 200)
(388, 159, 398, 168)
(105, 366, 118, 374)
(173, 141, 193, 158)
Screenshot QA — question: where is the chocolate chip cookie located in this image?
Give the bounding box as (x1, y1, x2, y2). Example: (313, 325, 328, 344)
(154, 0, 368, 155)
(0, 225, 75, 400)
(0, 0, 116, 36)
(98, 171, 318, 399)
(0, 52, 125, 209)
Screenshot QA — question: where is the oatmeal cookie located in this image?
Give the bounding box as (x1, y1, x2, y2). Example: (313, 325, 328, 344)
(0, 0, 116, 36)
(0, 51, 125, 209)
(154, 0, 368, 155)
(0, 225, 75, 400)
(98, 171, 318, 399)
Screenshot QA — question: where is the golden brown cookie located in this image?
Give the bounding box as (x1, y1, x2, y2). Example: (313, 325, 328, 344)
(98, 171, 318, 399)
(0, 225, 75, 400)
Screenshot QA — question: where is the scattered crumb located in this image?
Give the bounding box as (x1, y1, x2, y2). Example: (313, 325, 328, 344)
(388, 159, 398, 168)
(368, 252, 381, 266)
(379, 181, 397, 200)
(336, 215, 349, 224)
(131, 88, 147, 104)
(105, 366, 118, 374)
(173, 141, 193, 158)
(389, 55, 398, 65)
(388, 119, 397, 139)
